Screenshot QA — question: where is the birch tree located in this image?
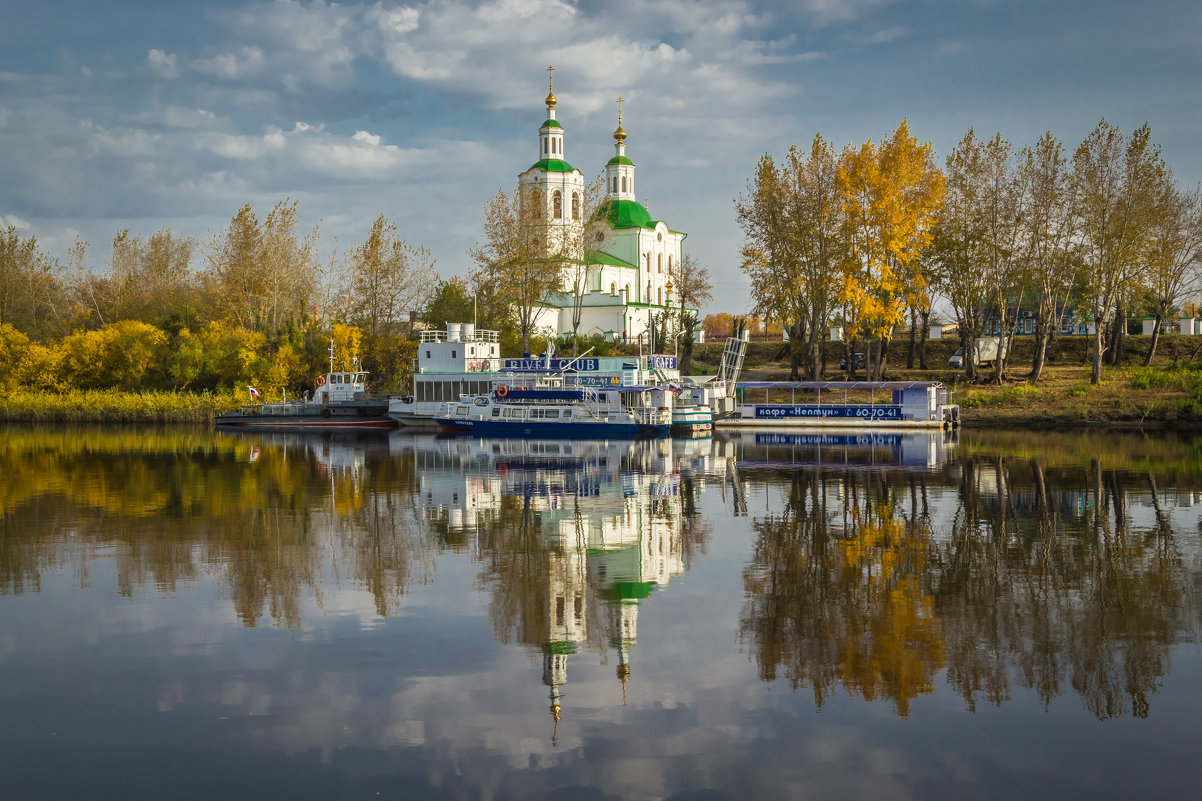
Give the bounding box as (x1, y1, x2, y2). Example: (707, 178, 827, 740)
(1142, 183, 1202, 364)
(1072, 120, 1167, 384)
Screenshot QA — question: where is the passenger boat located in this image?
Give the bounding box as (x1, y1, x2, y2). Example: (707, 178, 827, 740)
(388, 322, 688, 428)
(668, 385, 713, 436)
(432, 379, 671, 439)
(214, 346, 396, 430)
(720, 381, 960, 430)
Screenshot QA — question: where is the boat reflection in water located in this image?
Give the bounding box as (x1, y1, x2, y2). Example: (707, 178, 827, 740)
(3, 425, 1202, 797)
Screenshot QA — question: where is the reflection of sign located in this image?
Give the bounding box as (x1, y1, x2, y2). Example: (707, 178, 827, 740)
(649, 354, 677, 370)
(753, 404, 903, 420)
(575, 375, 622, 386)
(754, 433, 903, 447)
(503, 357, 600, 372)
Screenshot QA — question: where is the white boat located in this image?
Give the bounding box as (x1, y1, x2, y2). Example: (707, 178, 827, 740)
(721, 381, 960, 430)
(432, 375, 672, 439)
(389, 322, 687, 428)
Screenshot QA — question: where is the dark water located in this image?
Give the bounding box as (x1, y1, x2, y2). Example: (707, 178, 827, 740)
(1, 425, 1200, 800)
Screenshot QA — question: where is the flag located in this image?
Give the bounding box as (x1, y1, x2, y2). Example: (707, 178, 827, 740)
(668, 384, 683, 396)
(248, 386, 261, 399)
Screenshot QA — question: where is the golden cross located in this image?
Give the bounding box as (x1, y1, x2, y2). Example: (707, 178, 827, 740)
(547, 64, 554, 90)
(616, 95, 624, 124)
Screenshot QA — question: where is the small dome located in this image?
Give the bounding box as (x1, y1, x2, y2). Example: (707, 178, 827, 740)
(613, 123, 627, 144)
(545, 88, 557, 110)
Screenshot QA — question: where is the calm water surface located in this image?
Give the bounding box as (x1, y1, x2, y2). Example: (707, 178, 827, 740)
(1, 425, 1200, 800)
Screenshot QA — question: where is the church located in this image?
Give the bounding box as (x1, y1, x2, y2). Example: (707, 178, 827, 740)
(521, 70, 694, 343)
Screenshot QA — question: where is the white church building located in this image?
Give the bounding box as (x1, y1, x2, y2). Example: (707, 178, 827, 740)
(521, 73, 695, 343)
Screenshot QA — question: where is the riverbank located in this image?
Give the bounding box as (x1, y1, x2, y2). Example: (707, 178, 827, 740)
(0, 389, 230, 424)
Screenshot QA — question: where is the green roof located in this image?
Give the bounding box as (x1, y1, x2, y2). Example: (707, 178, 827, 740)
(602, 198, 656, 230)
(540, 118, 563, 129)
(605, 581, 655, 601)
(607, 155, 634, 166)
(542, 641, 578, 655)
(527, 158, 577, 173)
(586, 249, 637, 268)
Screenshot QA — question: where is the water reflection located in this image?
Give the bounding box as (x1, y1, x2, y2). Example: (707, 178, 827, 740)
(1, 424, 1200, 730)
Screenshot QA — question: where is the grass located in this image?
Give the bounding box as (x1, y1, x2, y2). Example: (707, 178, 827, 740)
(0, 388, 238, 424)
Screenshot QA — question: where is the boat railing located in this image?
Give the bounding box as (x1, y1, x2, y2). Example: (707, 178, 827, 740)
(419, 328, 500, 344)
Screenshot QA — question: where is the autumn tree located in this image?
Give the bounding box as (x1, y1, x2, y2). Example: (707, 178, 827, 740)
(838, 121, 944, 380)
(1072, 121, 1168, 384)
(1141, 183, 1202, 364)
(205, 200, 318, 335)
(102, 227, 197, 328)
(976, 133, 1026, 384)
(559, 175, 612, 354)
(341, 214, 435, 386)
(737, 135, 844, 379)
(0, 225, 65, 338)
(1015, 133, 1077, 382)
(469, 186, 562, 353)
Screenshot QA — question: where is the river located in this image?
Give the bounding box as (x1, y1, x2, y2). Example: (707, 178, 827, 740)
(1, 425, 1200, 799)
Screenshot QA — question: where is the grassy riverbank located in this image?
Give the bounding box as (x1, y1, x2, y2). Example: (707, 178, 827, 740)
(0, 389, 235, 424)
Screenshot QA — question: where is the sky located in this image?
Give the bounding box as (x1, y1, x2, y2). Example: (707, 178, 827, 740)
(2, 0, 1200, 315)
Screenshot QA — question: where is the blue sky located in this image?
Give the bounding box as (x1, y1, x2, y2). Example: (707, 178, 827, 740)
(2, 0, 1199, 314)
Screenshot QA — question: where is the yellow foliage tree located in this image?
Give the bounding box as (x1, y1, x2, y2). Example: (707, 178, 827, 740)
(330, 322, 362, 372)
(837, 121, 944, 378)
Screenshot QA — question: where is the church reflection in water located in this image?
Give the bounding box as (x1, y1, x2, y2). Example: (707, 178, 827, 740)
(398, 435, 717, 739)
(2, 425, 1201, 722)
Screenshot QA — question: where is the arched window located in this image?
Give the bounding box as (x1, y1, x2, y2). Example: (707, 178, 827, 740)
(645, 253, 651, 269)
(543, 137, 548, 155)
(552, 190, 562, 219)
(572, 192, 579, 220)
(624, 283, 630, 299)
(658, 287, 663, 305)
(657, 254, 662, 273)
(612, 177, 618, 193)
(621, 175, 627, 193)
(610, 282, 616, 295)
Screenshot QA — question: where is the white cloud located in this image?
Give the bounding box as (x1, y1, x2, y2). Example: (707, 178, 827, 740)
(192, 46, 267, 81)
(2, 214, 31, 229)
(351, 130, 381, 146)
(148, 49, 180, 80)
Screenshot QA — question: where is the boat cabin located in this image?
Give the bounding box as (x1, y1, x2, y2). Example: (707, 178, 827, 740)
(314, 372, 369, 404)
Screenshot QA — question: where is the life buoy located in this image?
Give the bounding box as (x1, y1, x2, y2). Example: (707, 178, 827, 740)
(316, 375, 326, 386)
(495, 385, 508, 398)
(322, 408, 332, 418)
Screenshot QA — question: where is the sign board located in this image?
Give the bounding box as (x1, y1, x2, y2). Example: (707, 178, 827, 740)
(754, 432, 903, 447)
(753, 404, 903, 421)
(574, 375, 623, 386)
(503, 357, 601, 372)
(649, 354, 677, 370)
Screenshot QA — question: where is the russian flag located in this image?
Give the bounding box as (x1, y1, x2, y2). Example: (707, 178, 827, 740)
(248, 386, 261, 399)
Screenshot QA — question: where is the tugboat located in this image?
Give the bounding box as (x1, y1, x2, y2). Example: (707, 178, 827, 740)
(214, 342, 396, 430)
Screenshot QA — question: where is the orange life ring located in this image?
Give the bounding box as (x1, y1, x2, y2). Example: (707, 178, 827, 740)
(316, 375, 326, 386)
(495, 385, 508, 398)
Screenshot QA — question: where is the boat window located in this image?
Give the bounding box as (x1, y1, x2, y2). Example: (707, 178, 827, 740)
(545, 409, 560, 419)
(456, 405, 469, 416)
(492, 407, 501, 417)
(576, 409, 592, 418)
(562, 409, 571, 418)
(530, 409, 543, 419)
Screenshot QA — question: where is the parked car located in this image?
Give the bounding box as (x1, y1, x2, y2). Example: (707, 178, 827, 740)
(840, 352, 867, 370)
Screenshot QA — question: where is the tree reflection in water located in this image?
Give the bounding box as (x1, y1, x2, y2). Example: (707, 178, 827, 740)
(2, 425, 1200, 720)
(736, 430, 1202, 719)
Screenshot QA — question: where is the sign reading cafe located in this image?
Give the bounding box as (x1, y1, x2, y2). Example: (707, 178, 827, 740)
(753, 404, 903, 420)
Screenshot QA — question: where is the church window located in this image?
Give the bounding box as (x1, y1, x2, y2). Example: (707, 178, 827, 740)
(543, 137, 547, 155)
(612, 177, 617, 193)
(657, 254, 662, 273)
(658, 287, 663, 305)
(625, 283, 630, 299)
(645, 253, 651, 269)
(572, 192, 579, 220)
(621, 175, 627, 193)
(610, 282, 616, 295)
(552, 190, 562, 219)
